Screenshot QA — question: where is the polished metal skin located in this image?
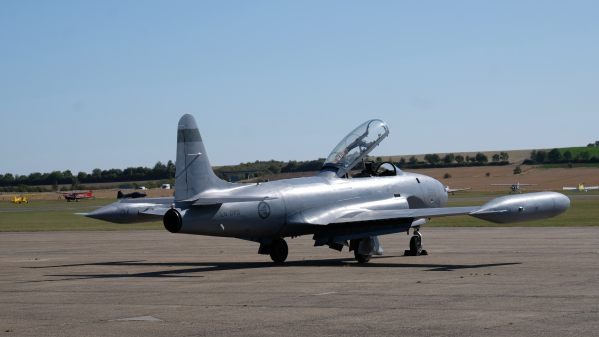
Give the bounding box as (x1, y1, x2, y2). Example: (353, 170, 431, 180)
(86, 114, 570, 263)
(471, 192, 570, 223)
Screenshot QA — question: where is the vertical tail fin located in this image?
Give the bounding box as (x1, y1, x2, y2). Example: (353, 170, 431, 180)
(174, 114, 228, 201)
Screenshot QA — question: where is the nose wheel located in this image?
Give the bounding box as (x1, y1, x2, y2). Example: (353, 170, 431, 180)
(404, 230, 428, 256)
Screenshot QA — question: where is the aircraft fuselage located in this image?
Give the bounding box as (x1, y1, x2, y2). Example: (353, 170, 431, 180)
(176, 172, 446, 241)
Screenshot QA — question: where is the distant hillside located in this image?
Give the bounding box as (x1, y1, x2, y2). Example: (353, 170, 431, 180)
(244, 164, 599, 192)
(381, 145, 599, 166)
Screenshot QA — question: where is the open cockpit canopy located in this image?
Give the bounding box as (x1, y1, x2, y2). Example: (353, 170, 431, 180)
(321, 119, 389, 177)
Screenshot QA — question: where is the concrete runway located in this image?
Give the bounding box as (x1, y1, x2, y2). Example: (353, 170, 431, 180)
(1, 228, 598, 337)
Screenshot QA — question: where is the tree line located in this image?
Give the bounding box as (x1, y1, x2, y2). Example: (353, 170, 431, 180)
(0, 161, 176, 190)
(213, 159, 326, 181)
(390, 152, 510, 169)
(0, 159, 328, 191)
(524, 148, 599, 165)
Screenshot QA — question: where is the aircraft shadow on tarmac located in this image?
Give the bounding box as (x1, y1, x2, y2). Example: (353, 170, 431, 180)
(24, 257, 521, 281)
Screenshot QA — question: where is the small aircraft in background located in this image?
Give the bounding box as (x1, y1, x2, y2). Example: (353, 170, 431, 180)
(563, 183, 599, 192)
(491, 182, 537, 193)
(60, 190, 94, 202)
(445, 186, 471, 195)
(117, 190, 147, 199)
(10, 195, 29, 204)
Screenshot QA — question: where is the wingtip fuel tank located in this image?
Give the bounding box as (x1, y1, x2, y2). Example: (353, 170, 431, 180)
(470, 192, 570, 223)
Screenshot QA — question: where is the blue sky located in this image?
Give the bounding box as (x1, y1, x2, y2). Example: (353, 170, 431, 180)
(1, 1, 598, 175)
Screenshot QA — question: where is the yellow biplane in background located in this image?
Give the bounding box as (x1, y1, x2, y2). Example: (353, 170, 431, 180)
(11, 195, 29, 204)
(563, 183, 599, 192)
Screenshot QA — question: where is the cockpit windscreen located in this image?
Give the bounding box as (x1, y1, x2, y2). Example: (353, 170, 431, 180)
(321, 119, 389, 177)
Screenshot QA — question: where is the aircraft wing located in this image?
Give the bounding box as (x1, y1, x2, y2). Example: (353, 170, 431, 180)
(291, 204, 479, 226)
(562, 187, 576, 190)
(586, 186, 599, 190)
(140, 207, 172, 216)
(304, 205, 480, 246)
(328, 206, 480, 224)
(303, 191, 569, 246)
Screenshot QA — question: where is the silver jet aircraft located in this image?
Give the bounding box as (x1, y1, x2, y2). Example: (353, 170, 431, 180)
(86, 115, 570, 263)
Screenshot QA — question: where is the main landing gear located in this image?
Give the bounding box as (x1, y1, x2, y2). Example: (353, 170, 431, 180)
(270, 238, 288, 263)
(259, 238, 289, 263)
(353, 250, 371, 264)
(349, 236, 382, 264)
(404, 228, 428, 256)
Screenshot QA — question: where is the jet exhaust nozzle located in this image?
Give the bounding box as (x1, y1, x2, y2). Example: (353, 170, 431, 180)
(163, 208, 183, 233)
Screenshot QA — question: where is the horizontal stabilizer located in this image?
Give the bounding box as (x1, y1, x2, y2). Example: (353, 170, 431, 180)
(181, 195, 277, 206)
(139, 207, 171, 216)
(446, 187, 471, 193)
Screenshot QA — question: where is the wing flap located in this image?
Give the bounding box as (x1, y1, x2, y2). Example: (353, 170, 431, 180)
(329, 206, 480, 224)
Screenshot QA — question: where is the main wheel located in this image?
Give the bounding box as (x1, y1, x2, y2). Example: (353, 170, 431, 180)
(269, 238, 288, 263)
(354, 250, 371, 263)
(409, 235, 423, 256)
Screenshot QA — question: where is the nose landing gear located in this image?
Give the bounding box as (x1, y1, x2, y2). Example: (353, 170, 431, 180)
(404, 228, 428, 256)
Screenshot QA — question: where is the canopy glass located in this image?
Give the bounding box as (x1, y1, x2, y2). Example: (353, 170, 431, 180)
(321, 119, 389, 177)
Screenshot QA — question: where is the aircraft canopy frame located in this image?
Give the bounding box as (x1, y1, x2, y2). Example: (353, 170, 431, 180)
(321, 119, 389, 177)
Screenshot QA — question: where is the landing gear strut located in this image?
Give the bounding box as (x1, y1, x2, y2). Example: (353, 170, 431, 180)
(404, 229, 428, 256)
(269, 238, 288, 263)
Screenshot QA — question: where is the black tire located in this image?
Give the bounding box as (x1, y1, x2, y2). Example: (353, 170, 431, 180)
(354, 250, 371, 263)
(409, 235, 422, 256)
(269, 238, 288, 263)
